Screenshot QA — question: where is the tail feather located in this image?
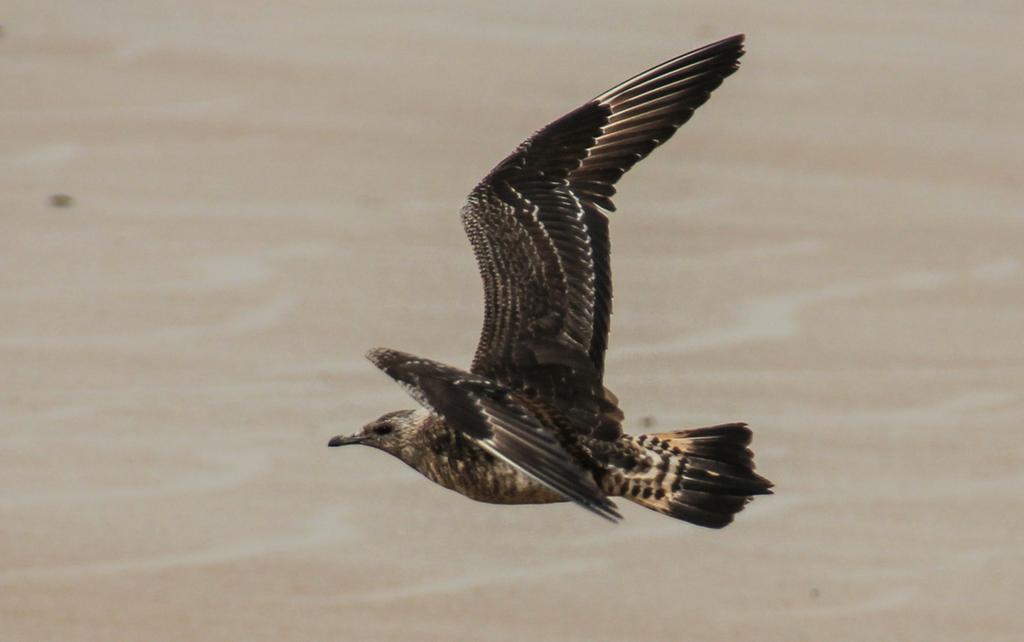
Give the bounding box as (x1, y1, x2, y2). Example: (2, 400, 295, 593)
(668, 491, 750, 529)
(621, 423, 772, 528)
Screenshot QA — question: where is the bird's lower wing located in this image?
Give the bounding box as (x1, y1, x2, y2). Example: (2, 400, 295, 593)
(367, 347, 620, 521)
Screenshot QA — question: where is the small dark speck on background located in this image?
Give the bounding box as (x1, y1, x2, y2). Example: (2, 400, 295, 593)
(640, 416, 656, 429)
(50, 194, 73, 208)
(810, 588, 821, 599)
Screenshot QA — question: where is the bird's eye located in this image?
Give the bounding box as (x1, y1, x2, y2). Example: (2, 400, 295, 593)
(373, 424, 394, 435)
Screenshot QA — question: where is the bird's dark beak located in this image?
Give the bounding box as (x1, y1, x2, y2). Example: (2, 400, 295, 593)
(328, 434, 366, 447)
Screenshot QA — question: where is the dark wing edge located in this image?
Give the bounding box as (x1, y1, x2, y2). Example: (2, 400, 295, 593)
(367, 348, 621, 522)
(573, 33, 745, 212)
(573, 34, 745, 373)
(466, 35, 745, 382)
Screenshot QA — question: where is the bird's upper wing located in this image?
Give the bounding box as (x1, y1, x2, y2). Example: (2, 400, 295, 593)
(462, 35, 744, 432)
(367, 347, 620, 521)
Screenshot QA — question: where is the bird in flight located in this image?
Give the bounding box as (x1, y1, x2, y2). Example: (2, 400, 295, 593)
(330, 35, 772, 526)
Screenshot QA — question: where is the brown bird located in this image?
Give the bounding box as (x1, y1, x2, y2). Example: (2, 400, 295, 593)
(330, 35, 772, 526)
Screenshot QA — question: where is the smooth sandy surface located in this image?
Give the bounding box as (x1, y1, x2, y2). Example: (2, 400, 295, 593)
(2, 2, 1023, 640)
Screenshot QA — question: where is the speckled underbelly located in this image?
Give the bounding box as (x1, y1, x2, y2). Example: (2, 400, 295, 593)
(408, 429, 577, 504)
(419, 448, 571, 504)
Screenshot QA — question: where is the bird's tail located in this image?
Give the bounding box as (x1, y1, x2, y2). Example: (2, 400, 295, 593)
(620, 423, 772, 528)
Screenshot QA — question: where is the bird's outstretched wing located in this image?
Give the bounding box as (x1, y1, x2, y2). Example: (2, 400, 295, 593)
(367, 347, 621, 521)
(462, 35, 744, 431)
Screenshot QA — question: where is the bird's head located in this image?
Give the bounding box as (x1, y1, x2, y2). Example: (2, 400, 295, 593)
(328, 408, 426, 455)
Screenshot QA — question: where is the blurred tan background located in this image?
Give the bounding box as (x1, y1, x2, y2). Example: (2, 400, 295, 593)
(2, 2, 1022, 640)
